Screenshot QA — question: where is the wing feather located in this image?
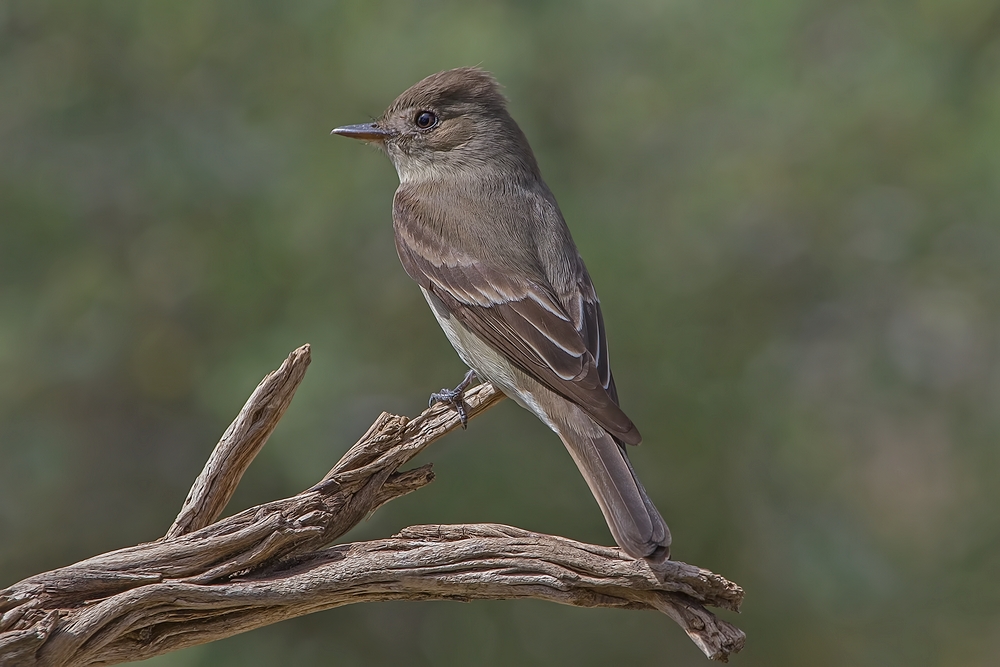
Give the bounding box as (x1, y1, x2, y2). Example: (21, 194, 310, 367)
(394, 188, 640, 444)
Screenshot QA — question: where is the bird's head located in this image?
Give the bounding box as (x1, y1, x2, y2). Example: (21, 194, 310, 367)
(333, 67, 539, 183)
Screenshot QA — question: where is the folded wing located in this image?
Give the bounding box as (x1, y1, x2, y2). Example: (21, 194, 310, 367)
(393, 190, 640, 445)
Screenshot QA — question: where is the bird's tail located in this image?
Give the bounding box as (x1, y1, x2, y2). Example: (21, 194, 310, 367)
(551, 406, 671, 562)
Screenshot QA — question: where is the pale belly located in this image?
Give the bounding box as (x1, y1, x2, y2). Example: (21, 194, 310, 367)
(419, 286, 560, 432)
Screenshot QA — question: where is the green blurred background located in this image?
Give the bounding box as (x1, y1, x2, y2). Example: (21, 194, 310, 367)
(2, 0, 999, 665)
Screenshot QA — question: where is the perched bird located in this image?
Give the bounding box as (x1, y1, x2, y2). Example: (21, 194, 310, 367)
(333, 67, 671, 562)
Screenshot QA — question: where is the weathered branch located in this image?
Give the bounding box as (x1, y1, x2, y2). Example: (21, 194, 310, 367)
(167, 345, 312, 538)
(0, 345, 745, 666)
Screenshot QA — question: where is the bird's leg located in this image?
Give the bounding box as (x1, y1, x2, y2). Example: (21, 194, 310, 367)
(429, 369, 478, 428)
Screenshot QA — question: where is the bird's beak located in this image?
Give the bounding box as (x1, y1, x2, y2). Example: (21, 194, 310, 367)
(331, 122, 394, 142)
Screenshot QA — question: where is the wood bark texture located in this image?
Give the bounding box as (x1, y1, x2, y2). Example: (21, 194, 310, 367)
(0, 345, 746, 665)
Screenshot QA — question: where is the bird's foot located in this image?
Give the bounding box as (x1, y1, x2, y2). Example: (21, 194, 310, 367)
(429, 369, 478, 428)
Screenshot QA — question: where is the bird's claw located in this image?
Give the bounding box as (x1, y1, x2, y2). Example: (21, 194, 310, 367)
(428, 369, 477, 429)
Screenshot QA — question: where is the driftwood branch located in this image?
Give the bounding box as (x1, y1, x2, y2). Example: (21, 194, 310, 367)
(0, 345, 745, 665)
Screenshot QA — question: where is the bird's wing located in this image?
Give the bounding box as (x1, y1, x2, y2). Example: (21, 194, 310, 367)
(393, 190, 640, 445)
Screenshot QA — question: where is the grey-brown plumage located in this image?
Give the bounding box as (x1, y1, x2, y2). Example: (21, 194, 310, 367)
(333, 67, 671, 561)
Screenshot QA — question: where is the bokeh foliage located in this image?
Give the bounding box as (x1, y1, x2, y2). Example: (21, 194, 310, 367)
(2, 1, 1000, 665)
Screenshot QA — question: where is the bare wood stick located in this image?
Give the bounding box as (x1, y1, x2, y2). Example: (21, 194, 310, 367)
(0, 349, 745, 666)
(166, 345, 312, 538)
(50, 526, 745, 666)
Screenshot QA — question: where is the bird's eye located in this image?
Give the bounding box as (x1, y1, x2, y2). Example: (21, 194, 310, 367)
(414, 111, 437, 129)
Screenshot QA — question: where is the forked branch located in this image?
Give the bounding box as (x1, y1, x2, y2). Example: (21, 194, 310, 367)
(0, 345, 745, 665)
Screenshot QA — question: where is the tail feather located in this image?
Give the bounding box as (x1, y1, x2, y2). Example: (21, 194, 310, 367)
(552, 405, 671, 561)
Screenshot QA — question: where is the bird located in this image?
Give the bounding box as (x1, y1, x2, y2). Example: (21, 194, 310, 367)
(332, 67, 671, 562)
